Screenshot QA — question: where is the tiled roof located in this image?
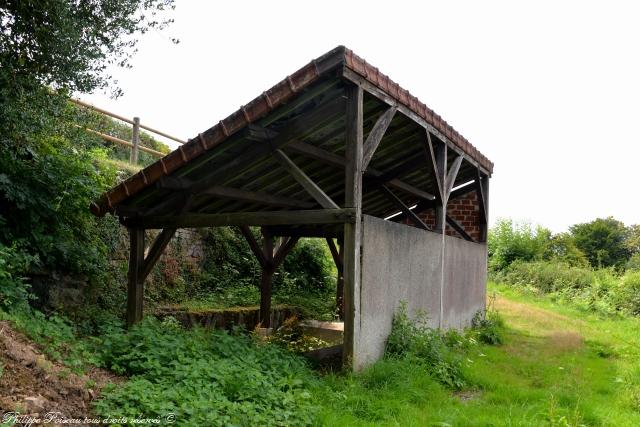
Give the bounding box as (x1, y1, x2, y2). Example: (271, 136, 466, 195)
(91, 46, 493, 217)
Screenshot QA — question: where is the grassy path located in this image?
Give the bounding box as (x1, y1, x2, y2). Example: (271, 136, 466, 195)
(317, 284, 640, 426)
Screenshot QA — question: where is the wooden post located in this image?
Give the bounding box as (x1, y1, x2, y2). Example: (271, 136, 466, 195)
(480, 175, 490, 242)
(130, 116, 140, 164)
(336, 238, 344, 319)
(326, 237, 345, 320)
(259, 227, 274, 328)
(126, 228, 145, 327)
(434, 142, 447, 233)
(343, 84, 363, 369)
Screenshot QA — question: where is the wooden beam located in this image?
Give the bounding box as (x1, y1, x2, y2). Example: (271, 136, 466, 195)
(379, 185, 429, 230)
(273, 236, 299, 267)
(474, 169, 487, 225)
(145, 96, 345, 216)
(444, 155, 463, 201)
(272, 149, 339, 209)
(123, 208, 357, 229)
(424, 131, 444, 203)
(157, 179, 316, 209)
(238, 226, 267, 268)
(126, 228, 145, 327)
(391, 180, 478, 224)
(434, 141, 447, 233)
(446, 215, 475, 242)
(325, 238, 343, 270)
(259, 227, 275, 328)
(342, 67, 493, 177)
(326, 237, 345, 320)
(362, 106, 397, 170)
(285, 139, 435, 201)
(479, 172, 489, 242)
(138, 195, 193, 282)
(287, 140, 346, 168)
(139, 228, 175, 282)
(264, 224, 342, 238)
(343, 84, 363, 370)
(203, 185, 314, 209)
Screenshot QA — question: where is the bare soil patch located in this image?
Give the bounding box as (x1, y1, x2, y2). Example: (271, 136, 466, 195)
(0, 321, 120, 423)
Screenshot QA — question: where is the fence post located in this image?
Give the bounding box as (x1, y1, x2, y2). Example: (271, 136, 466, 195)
(130, 117, 140, 164)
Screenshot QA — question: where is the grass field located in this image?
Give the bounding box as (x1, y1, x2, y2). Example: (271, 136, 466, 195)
(314, 283, 640, 426)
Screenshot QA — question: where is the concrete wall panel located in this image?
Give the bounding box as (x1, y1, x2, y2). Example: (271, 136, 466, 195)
(442, 235, 487, 329)
(356, 215, 442, 369)
(353, 215, 487, 370)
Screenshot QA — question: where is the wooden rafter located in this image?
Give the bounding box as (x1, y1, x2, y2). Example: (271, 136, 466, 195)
(284, 139, 435, 201)
(446, 215, 474, 242)
(272, 149, 339, 209)
(143, 96, 345, 216)
(379, 185, 429, 230)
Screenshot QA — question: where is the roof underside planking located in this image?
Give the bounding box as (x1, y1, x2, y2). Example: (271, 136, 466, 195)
(91, 46, 493, 237)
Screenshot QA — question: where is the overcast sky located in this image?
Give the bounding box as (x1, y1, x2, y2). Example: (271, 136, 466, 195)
(81, 1, 640, 232)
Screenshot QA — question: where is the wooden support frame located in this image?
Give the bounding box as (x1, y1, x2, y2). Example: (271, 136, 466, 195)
(343, 83, 363, 369)
(446, 215, 474, 242)
(272, 149, 339, 209)
(326, 237, 345, 319)
(434, 139, 447, 233)
(362, 106, 397, 170)
(238, 226, 299, 327)
(285, 139, 435, 201)
(145, 96, 346, 216)
(444, 155, 464, 201)
(379, 185, 430, 230)
(123, 208, 356, 229)
(127, 228, 145, 327)
(157, 179, 316, 210)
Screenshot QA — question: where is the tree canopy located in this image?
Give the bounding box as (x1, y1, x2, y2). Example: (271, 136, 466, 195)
(570, 217, 631, 268)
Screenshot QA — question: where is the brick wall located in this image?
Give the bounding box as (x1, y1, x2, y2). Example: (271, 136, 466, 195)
(401, 191, 483, 241)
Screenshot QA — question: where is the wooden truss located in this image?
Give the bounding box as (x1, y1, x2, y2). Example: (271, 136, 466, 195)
(119, 80, 490, 370)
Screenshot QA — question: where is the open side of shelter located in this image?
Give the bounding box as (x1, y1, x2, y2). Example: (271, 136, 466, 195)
(90, 46, 494, 371)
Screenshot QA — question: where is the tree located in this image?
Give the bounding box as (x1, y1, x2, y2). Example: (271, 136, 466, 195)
(1, 0, 176, 95)
(544, 232, 588, 267)
(0, 0, 175, 275)
(488, 219, 551, 271)
(626, 224, 640, 255)
(569, 217, 631, 268)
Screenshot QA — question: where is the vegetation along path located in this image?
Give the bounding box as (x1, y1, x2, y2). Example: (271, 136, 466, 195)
(317, 284, 640, 426)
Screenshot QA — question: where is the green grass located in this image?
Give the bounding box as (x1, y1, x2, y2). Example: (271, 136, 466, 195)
(314, 283, 640, 426)
(5, 281, 640, 425)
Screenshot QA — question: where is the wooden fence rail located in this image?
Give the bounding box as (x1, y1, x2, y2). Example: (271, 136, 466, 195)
(70, 98, 185, 163)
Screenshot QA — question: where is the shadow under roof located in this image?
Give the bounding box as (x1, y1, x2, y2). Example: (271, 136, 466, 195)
(91, 46, 493, 229)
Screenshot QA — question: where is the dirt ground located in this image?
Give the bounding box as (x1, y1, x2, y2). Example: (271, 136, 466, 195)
(0, 321, 120, 425)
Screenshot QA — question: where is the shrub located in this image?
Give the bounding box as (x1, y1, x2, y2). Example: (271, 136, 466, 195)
(498, 260, 594, 294)
(385, 303, 466, 390)
(0, 244, 37, 312)
(488, 219, 551, 271)
(613, 271, 640, 316)
(472, 309, 505, 345)
(627, 253, 640, 271)
(93, 318, 317, 425)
